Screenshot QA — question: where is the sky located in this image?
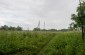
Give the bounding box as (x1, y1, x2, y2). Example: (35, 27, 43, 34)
(0, 0, 79, 30)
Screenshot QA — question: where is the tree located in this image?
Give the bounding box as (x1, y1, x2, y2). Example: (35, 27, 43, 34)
(0, 25, 8, 30)
(48, 29, 57, 31)
(8, 26, 16, 31)
(69, 22, 78, 31)
(33, 28, 40, 31)
(16, 26, 22, 31)
(0, 25, 22, 31)
(70, 2, 85, 30)
(69, 23, 74, 30)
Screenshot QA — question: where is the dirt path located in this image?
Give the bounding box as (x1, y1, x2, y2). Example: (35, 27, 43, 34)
(36, 34, 56, 55)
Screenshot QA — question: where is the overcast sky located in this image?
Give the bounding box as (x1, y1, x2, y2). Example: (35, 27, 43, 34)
(0, 0, 79, 30)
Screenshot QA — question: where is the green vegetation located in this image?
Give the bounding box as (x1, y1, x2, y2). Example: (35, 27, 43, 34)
(69, 2, 85, 30)
(0, 31, 85, 55)
(0, 25, 22, 31)
(0, 31, 56, 55)
(39, 32, 85, 55)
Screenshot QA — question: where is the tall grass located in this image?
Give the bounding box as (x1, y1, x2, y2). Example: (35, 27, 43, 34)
(0, 31, 84, 55)
(38, 32, 85, 55)
(0, 31, 56, 55)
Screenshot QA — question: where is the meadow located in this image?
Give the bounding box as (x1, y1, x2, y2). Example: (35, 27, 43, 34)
(0, 31, 85, 55)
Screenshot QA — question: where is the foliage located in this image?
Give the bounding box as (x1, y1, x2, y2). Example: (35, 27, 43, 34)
(0, 31, 84, 55)
(0, 31, 55, 55)
(0, 25, 22, 31)
(69, 22, 78, 31)
(39, 32, 85, 55)
(70, 2, 85, 29)
(47, 29, 57, 31)
(33, 28, 41, 31)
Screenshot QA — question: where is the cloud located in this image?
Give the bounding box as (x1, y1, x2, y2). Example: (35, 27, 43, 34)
(0, 0, 79, 30)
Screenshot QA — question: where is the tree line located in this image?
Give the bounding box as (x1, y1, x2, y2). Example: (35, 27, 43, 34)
(0, 25, 22, 31)
(33, 27, 58, 31)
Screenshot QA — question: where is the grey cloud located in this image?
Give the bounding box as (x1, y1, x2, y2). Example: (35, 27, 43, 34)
(0, 0, 79, 30)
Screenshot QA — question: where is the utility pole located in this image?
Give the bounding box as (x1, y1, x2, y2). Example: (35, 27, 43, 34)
(44, 21, 45, 29)
(37, 21, 40, 29)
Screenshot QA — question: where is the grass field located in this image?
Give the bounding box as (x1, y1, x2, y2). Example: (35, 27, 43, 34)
(0, 31, 85, 55)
